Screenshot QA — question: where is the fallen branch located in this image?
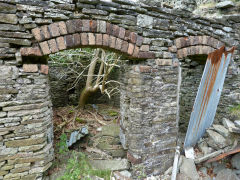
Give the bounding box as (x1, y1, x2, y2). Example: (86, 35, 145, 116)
(87, 110, 106, 125)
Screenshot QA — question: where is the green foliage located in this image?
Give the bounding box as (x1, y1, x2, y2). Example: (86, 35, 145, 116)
(57, 133, 69, 155)
(134, 165, 146, 179)
(230, 104, 240, 118)
(75, 117, 87, 123)
(107, 110, 118, 116)
(57, 152, 111, 180)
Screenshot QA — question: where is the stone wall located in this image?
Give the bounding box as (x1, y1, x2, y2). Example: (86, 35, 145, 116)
(120, 62, 179, 176)
(0, 65, 53, 180)
(0, 0, 239, 179)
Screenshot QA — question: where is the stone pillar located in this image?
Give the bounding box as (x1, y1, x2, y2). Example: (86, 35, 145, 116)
(0, 64, 53, 180)
(120, 62, 179, 176)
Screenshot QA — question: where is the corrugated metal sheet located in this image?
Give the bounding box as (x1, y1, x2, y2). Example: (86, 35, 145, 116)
(184, 46, 235, 148)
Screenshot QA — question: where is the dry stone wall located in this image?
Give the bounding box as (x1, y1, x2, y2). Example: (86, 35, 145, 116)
(0, 0, 239, 179)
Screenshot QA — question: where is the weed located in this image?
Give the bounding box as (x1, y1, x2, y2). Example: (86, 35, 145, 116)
(57, 133, 69, 155)
(229, 104, 240, 118)
(75, 117, 87, 123)
(107, 110, 118, 116)
(57, 151, 111, 180)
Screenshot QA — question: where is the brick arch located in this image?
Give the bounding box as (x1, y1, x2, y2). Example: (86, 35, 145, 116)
(20, 19, 155, 60)
(172, 36, 225, 59)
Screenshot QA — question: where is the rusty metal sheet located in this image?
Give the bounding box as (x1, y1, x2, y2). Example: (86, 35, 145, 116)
(206, 146, 240, 163)
(184, 46, 235, 148)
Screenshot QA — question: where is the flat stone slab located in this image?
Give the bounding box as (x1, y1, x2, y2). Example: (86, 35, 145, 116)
(180, 157, 199, 180)
(231, 153, 240, 170)
(100, 123, 120, 137)
(89, 159, 130, 171)
(216, 1, 235, 9)
(216, 169, 240, 180)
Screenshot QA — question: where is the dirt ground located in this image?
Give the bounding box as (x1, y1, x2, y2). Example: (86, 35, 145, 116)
(47, 104, 121, 178)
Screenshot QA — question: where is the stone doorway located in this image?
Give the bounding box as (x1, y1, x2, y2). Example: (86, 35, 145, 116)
(179, 54, 207, 133)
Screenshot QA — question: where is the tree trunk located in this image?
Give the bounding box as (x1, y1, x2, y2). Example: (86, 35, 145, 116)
(78, 87, 98, 109)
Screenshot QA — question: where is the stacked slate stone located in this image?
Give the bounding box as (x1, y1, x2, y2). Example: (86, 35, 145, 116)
(0, 0, 239, 179)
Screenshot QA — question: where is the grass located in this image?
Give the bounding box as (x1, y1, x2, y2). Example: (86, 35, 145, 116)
(57, 151, 111, 180)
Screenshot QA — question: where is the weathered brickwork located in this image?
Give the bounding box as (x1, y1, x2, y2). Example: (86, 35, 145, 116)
(0, 0, 239, 179)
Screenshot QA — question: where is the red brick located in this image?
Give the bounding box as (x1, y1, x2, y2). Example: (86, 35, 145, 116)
(155, 59, 172, 66)
(41, 25, 51, 40)
(202, 46, 210, 54)
(190, 36, 199, 46)
(130, 32, 137, 44)
(139, 65, 152, 73)
(106, 23, 112, 35)
(202, 36, 209, 45)
(195, 45, 200, 55)
(121, 40, 128, 53)
(198, 36, 203, 45)
(96, 34, 102, 45)
(66, 20, 76, 34)
(132, 46, 139, 58)
(136, 36, 143, 46)
(109, 36, 116, 49)
(115, 38, 122, 50)
(23, 64, 38, 73)
(40, 64, 49, 75)
(118, 27, 125, 39)
(90, 20, 97, 32)
(177, 49, 183, 59)
(209, 37, 218, 48)
(48, 23, 60, 37)
(112, 25, 119, 37)
(82, 20, 90, 32)
(39, 41, 51, 55)
(64, 35, 74, 48)
(48, 39, 59, 53)
(56, 36, 66, 50)
(127, 152, 142, 165)
(199, 45, 203, 54)
(190, 46, 196, 55)
(88, 33, 95, 45)
(58, 21, 67, 35)
(81, 33, 88, 45)
(124, 30, 131, 41)
(32, 28, 43, 42)
(75, 19, 83, 32)
(127, 43, 134, 55)
(187, 47, 191, 55)
(103, 34, 109, 47)
(138, 51, 155, 59)
(182, 47, 188, 57)
(73, 33, 81, 46)
(180, 37, 187, 47)
(20, 47, 42, 56)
